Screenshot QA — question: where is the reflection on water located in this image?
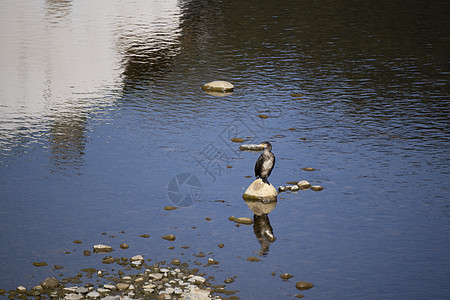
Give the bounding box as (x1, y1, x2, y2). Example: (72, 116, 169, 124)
(0, 0, 182, 170)
(245, 199, 277, 255)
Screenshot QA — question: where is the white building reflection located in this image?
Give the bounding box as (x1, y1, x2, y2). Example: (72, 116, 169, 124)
(0, 0, 182, 170)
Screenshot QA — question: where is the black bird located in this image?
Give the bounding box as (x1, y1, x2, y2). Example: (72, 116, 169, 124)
(254, 141, 275, 184)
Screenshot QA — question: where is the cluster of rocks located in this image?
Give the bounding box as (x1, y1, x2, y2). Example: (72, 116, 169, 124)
(278, 180, 324, 193)
(1, 255, 236, 300)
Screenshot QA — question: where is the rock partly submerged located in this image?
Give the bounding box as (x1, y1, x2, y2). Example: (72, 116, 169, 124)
(93, 244, 113, 253)
(201, 81, 234, 96)
(239, 144, 265, 151)
(243, 179, 278, 201)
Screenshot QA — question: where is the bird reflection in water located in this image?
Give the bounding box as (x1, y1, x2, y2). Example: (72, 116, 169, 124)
(244, 199, 277, 255)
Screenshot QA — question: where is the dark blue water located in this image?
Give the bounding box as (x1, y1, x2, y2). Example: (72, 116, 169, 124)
(1, 0, 449, 299)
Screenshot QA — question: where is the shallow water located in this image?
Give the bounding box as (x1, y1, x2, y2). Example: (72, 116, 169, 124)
(1, 0, 449, 299)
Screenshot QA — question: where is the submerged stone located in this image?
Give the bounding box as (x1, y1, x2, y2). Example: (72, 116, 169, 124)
(302, 167, 316, 171)
(310, 185, 324, 191)
(164, 206, 178, 211)
(161, 235, 176, 241)
(246, 256, 261, 262)
(295, 281, 314, 290)
(280, 273, 294, 280)
(230, 137, 245, 143)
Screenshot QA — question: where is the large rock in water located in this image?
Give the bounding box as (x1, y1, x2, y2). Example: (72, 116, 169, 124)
(202, 81, 234, 92)
(243, 179, 278, 201)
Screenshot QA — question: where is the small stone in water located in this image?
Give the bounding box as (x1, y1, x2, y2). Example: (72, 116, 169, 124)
(295, 281, 314, 290)
(297, 180, 311, 189)
(278, 186, 287, 192)
(258, 114, 269, 119)
(16, 286, 27, 292)
(164, 206, 178, 211)
(93, 244, 113, 253)
(131, 255, 144, 261)
(120, 243, 129, 249)
(234, 217, 253, 225)
(230, 138, 244, 143)
(302, 167, 316, 171)
(171, 259, 181, 265)
(205, 217, 212, 221)
(246, 256, 261, 262)
(280, 273, 294, 280)
(218, 243, 224, 248)
(161, 234, 176, 241)
(73, 240, 83, 244)
(139, 234, 150, 238)
(33, 262, 48, 267)
(310, 185, 324, 191)
(224, 277, 235, 284)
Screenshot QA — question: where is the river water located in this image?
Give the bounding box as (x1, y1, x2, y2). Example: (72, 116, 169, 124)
(0, 0, 449, 299)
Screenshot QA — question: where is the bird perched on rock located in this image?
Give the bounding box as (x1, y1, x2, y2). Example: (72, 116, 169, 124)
(254, 142, 275, 184)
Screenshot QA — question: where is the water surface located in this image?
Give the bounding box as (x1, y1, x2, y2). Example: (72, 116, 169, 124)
(1, 0, 449, 299)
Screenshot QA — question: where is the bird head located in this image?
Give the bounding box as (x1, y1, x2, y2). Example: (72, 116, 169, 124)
(259, 141, 272, 151)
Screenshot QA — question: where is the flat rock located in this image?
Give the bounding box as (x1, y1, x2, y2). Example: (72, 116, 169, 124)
(93, 244, 113, 253)
(243, 179, 278, 201)
(181, 287, 210, 300)
(188, 275, 206, 284)
(65, 294, 83, 300)
(201, 81, 234, 92)
(76, 287, 89, 293)
(234, 217, 253, 225)
(116, 283, 129, 290)
(131, 255, 144, 261)
(86, 291, 100, 298)
(103, 284, 116, 290)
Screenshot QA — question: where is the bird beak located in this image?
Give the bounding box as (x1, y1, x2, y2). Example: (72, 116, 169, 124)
(259, 143, 266, 148)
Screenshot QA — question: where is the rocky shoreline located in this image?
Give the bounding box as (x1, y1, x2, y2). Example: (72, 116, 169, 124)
(1, 254, 236, 299)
